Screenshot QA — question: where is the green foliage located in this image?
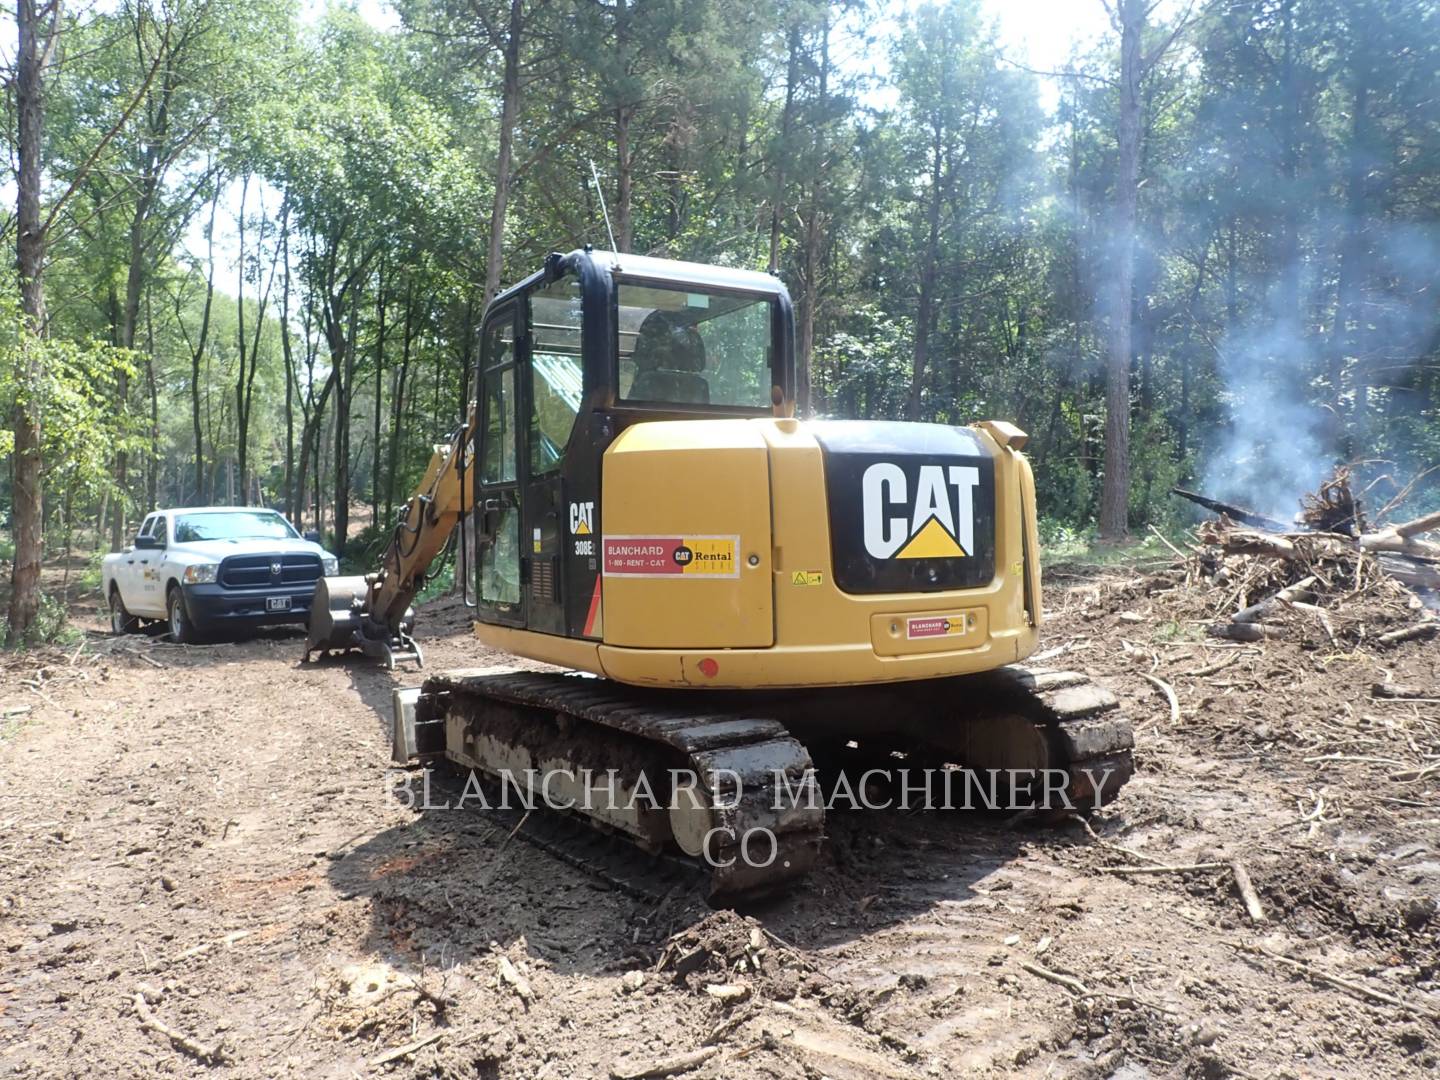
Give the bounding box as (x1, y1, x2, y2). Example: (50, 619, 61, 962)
(4, 0, 1438, 616)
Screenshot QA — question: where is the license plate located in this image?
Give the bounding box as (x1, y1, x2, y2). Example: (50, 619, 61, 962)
(266, 596, 291, 612)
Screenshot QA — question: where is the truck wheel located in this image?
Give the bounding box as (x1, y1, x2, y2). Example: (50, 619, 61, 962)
(167, 586, 203, 644)
(108, 587, 140, 635)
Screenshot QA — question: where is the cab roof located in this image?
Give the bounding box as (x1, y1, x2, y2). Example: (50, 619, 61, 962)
(493, 248, 788, 308)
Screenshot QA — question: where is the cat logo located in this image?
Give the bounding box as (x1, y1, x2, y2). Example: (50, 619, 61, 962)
(862, 462, 980, 560)
(568, 501, 595, 536)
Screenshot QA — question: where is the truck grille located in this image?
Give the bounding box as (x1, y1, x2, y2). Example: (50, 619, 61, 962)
(218, 553, 322, 589)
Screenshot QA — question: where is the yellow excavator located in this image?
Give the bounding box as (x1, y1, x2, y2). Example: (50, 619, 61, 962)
(306, 248, 1134, 899)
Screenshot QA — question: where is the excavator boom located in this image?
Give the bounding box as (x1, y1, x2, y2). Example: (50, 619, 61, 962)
(305, 405, 476, 668)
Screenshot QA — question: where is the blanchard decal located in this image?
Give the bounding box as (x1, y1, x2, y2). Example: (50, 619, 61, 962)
(907, 614, 972, 640)
(602, 535, 738, 578)
(862, 462, 980, 560)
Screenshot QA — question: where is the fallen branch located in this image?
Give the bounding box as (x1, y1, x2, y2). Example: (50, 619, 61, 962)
(1232, 577, 1317, 623)
(133, 992, 224, 1064)
(372, 1030, 443, 1066)
(1171, 488, 1290, 531)
(1018, 960, 1177, 1015)
(1141, 673, 1180, 723)
(1376, 622, 1438, 646)
(1208, 623, 1285, 642)
(1239, 944, 1439, 1018)
(1229, 861, 1266, 924)
(1177, 653, 1243, 678)
(610, 1046, 719, 1079)
(1101, 862, 1227, 875)
(1370, 683, 1436, 700)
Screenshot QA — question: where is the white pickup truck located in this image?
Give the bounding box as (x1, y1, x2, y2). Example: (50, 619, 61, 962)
(103, 506, 339, 643)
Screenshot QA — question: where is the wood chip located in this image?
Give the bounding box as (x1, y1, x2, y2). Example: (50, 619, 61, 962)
(703, 983, 750, 1004)
(1229, 860, 1266, 924)
(497, 955, 533, 1002)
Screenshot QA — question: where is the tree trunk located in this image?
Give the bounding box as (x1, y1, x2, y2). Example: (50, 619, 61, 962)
(1099, 0, 1144, 541)
(6, 0, 59, 644)
(484, 0, 523, 303)
(234, 174, 250, 504)
(907, 118, 945, 421)
(768, 24, 801, 273)
(191, 186, 220, 504)
(613, 0, 633, 252)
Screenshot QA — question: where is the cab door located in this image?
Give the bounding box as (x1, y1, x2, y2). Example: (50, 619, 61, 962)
(475, 302, 525, 627)
(521, 273, 585, 637)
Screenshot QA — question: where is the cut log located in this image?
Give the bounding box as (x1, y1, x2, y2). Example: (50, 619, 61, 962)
(1358, 531, 1440, 560)
(1393, 508, 1440, 539)
(1376, 555, 1440, 590)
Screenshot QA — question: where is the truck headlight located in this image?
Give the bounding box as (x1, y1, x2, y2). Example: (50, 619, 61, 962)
(322, 556, 339, 577)
(183, 563, 218, 584)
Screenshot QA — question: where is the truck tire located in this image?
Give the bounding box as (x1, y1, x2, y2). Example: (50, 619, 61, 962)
(167, 586, 204, 644)
(108, 586, 140, 635)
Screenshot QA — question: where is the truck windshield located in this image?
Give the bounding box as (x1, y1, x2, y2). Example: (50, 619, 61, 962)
(175, 511, 298, 543)
(617, 283, 773, 409)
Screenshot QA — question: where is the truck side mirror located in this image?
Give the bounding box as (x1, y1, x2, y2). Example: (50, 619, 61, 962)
(304, 530, 322, 544)
(134, 535, 162, 551)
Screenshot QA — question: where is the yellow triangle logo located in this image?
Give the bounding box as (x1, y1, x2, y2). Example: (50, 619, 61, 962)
(575, 520, 591, 535)
(895, 516, 966, 559)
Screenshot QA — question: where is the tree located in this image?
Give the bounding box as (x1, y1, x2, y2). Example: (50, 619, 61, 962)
(6, 0, 62, 643)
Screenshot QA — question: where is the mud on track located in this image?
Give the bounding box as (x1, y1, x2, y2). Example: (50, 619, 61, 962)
(1, 570, 1437, 1078)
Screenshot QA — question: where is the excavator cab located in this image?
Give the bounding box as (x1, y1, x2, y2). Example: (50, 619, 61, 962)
(471, 248, 795, 648)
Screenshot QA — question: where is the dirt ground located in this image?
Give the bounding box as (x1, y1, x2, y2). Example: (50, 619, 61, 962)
(2, 559, 1437, 1079)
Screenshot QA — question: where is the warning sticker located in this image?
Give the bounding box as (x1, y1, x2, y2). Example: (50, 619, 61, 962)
(906, 614, 972, 640)
(791, 570, 824, 587)
(603, 535, 739, 578)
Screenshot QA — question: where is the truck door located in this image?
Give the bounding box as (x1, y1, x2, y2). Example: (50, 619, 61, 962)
(475, 302, 525, 628)
(123, 514, 157, 614)
(521, 274, 584, 637)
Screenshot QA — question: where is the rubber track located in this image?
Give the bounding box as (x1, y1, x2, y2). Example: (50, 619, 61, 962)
(419, 670, 826, 901)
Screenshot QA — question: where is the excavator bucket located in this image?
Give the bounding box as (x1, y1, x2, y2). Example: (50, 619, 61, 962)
(305, 574, 422, 668)
(304, 575, 368, 658)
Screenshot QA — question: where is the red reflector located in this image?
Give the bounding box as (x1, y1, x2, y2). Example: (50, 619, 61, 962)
(697, 658, 719, 679)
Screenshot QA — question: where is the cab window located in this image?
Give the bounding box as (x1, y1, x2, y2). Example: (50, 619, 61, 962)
(150, 517, 167, 544)
(480, 316, 517, 485)
(617, 284, 773, 409)
(528, 275, 582, 474)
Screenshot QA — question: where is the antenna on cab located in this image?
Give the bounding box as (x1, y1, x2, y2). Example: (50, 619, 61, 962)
(588, 159, 620, 268)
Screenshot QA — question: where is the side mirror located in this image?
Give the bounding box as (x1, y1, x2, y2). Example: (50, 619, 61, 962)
(304, 530, 322, 545)
(135, 535, 162, 550)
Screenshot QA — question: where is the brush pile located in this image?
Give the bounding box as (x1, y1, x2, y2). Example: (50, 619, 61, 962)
(1176, 469, 1440, 649)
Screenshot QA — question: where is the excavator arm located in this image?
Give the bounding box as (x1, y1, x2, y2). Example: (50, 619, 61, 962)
(305, 404, 477, 668)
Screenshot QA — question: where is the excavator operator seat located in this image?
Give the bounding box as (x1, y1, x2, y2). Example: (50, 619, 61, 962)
(629, 309, 709, 404)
